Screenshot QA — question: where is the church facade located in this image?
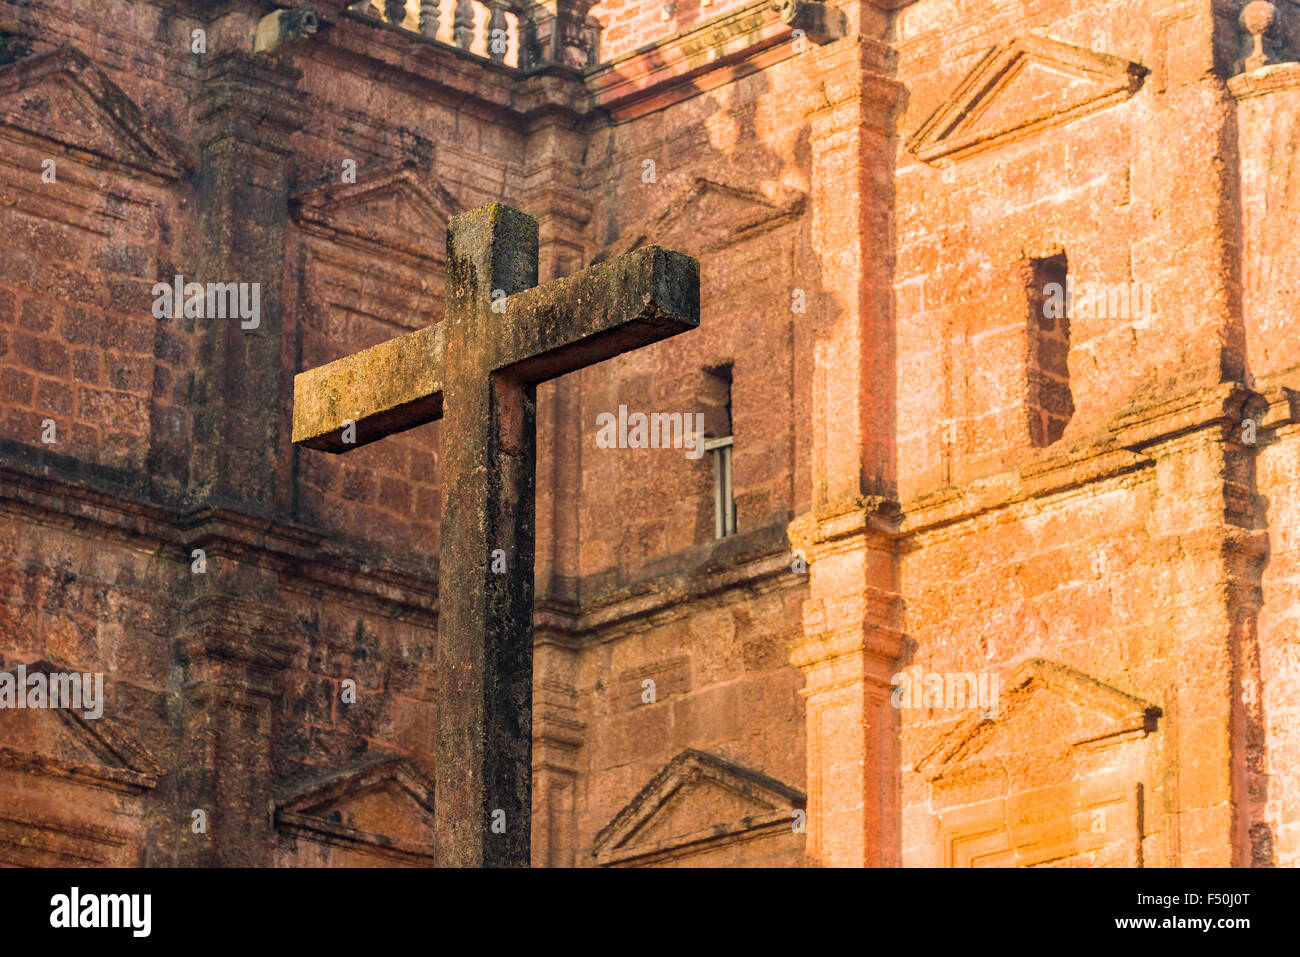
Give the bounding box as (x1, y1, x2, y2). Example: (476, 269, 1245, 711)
(0, 0, 1297, 866)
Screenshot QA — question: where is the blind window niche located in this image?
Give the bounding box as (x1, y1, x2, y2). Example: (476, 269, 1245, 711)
(1027, 252, 1074, 448)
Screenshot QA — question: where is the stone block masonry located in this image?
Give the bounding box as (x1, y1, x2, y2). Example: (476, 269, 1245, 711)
(0, 0, 1297, 868)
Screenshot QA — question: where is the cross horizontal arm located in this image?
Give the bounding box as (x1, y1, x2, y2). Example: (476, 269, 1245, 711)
(496, 245, 700, 382)
(292, 323, 446, 452)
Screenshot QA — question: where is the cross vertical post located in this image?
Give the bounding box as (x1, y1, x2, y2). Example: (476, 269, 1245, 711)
(439, 205, 540, 867)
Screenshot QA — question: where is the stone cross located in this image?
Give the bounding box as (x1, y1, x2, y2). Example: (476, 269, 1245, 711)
(291, 204, 700, 867)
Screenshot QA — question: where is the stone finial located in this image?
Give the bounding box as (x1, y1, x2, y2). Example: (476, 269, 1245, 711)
(253, 7, 321, 53)
(521, 0, 600, 70)
(1241, 1, 1277, 72)
(773, 0, 846, 46)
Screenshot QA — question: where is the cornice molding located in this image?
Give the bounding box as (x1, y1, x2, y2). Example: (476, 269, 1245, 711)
(900, 383, 1258, 540)
(1228, 59, 1300, 98)
(0, 459, 438, 622)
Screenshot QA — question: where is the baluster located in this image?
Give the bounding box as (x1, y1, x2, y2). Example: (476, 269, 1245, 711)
(487, 0, 509, 62)
(419, 0, 441, 38)
(1241, 2, 1277, 72)
(453, 0, 476, 49)
(385, 0, 408, 25)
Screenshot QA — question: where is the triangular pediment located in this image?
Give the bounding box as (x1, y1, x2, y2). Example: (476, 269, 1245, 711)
(0, 660, 164, 793)
(907, 35, 1148, 166)
(0, 46, 194, 181)
(291, 160, 460, 267)
(598, 175, 806, 262)
(915, 659, 1160, 783)
(272, 755, 437, 863)
(593, 750, 805, 866)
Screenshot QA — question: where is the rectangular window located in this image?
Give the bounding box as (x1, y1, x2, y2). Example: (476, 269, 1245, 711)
(706, 435, 736, 538)
(699, 363, 736, 541)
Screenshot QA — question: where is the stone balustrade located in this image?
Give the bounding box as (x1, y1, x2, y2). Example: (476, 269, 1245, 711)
(349, 0, 602, 71)
(351, 0, 521, 67)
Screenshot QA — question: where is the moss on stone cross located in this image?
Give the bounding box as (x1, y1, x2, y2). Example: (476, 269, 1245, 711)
(292, 202, 700, 867)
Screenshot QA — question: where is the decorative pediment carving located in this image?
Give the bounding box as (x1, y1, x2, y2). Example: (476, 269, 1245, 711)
(0, 660, 164, 795)
(585, 2, 798, 122)
(916, 658, 1161, 783)
(907, 35, 1148, 166)
(597, 175, 806, 262)
(0, 46, 194, 181)
(593, 749, 805, 866)
(271, 755, 437, 864)
(291, 160, 460, 268)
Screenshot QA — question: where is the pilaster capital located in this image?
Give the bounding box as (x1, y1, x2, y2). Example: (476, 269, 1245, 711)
(788, 494, 900, 563)
(193, 49, 305, 153)
(790, 619, 905, 680)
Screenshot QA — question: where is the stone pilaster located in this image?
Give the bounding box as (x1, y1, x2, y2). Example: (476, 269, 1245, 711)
(801, 36, 900, 504)
(789, 499, 903, 866)
(189, 49, 302, 514)
(787, 25, 904, 867)
(518, 82, 592, 867)
(531, 607, 585, 867)
(174, 42, 305, 865)
(519, 78, 592, 599)
(174, 578, 297, 866)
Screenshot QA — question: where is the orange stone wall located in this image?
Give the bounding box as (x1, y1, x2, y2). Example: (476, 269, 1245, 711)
(2, 0, 1299, 867)
(887, 0, 1270, 867)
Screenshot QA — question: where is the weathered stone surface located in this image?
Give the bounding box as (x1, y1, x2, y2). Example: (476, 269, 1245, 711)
(293, 203, 698, 866)
(2, 0, 1300, 872)
(293, 324, 447, 452)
